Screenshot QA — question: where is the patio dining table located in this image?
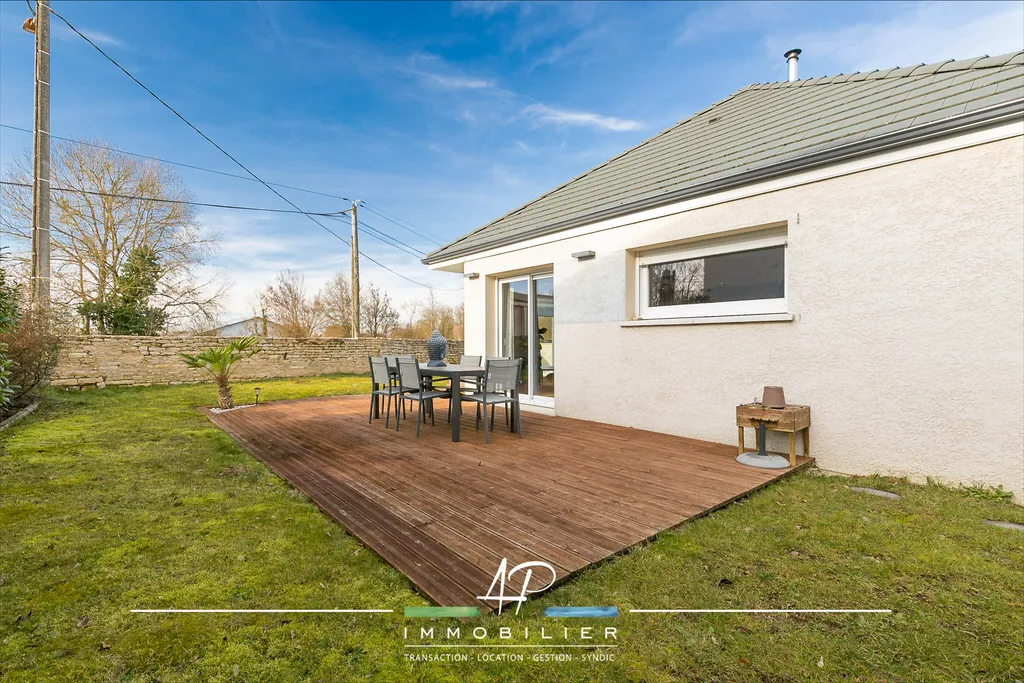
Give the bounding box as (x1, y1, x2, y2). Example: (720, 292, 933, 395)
(418, 363, 484, 442)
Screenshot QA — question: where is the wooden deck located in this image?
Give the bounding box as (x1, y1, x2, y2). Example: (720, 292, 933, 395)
(205, 395, 811, 611)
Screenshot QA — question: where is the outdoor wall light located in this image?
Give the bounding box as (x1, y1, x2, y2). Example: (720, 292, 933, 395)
(464, 272, 480, 280)
(572, 250, 596, 261)
(254, 387, 261, 405)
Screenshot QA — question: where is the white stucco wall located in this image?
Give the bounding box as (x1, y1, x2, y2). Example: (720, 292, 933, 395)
(454, 130, 1024, 500)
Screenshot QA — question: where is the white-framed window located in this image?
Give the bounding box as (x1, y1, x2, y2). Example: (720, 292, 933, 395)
(637, 230, 787, 320)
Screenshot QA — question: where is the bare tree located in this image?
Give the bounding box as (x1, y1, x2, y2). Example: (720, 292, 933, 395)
(261, 270, 324, 337)
(420, 289, 462, 339)
(315, 272, 353, 337)
(393, 289, 464, 339)
(360, 282, 399, 338)
(0, 139, 224, 331)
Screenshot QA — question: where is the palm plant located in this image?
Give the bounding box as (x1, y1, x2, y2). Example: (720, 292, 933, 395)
(181, 336, 259, 409)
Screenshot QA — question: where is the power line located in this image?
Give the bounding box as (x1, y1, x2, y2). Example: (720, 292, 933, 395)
(1, 122, 435, 260)
(361, 201, 445, 245)
(359, 224, 425, 258)
(1, 123, 354, 205)
(48, 5, 456, 292)
(325, 215, 425, 258)
(362, 201, 443, 241)
(0, 180, 348, 215)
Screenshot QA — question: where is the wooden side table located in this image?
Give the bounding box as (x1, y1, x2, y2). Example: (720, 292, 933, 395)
(736, 403, 810, 468)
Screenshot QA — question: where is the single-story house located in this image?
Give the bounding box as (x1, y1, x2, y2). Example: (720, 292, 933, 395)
(202, 316, 288, 337)
(424, 51, 1024, 499)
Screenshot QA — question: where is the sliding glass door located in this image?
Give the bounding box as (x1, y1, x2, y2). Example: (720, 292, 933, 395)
(499, 273, 554, 406)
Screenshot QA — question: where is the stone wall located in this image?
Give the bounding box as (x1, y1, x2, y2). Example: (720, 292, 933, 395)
(52, 336, 465, 389)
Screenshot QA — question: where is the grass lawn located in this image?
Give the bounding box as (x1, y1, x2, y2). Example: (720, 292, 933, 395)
(1, 376, 1022, 682)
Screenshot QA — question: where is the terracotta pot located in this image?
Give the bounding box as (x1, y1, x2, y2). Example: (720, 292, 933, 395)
(762, 386, 786, 408)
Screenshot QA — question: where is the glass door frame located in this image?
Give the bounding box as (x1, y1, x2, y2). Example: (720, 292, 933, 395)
(496, 272, 554, 408)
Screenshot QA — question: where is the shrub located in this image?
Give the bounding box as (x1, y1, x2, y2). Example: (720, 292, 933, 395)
(181, 336, 260, 409)
(0, 310, 63, 413)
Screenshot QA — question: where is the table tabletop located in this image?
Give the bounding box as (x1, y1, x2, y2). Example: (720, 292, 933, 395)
(418, 364, 485, 376)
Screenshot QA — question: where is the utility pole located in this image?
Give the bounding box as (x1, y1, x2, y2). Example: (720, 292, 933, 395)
(26, 0, 51, 310)
(350, 200, 360, 338)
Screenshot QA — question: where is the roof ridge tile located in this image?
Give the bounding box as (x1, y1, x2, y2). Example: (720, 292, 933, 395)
(750, 50, 1022, 89)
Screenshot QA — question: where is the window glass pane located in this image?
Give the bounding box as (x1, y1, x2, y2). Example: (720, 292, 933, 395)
(500, 280, 529, 397)
(533, 276, 554, 398)
(648, 245, 784, 308)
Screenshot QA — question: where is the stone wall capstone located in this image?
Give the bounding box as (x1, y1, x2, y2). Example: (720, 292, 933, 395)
(52, 335, 465, 389)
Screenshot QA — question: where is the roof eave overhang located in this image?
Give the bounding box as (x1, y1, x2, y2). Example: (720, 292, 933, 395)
(422, 99, 1024, 266)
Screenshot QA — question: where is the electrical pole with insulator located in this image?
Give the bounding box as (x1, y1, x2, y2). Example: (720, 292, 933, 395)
(350, 199, 360, 339)
(23, 0, 51, 310)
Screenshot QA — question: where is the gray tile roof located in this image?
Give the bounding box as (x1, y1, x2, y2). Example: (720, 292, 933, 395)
(425, 52, 1024, 264)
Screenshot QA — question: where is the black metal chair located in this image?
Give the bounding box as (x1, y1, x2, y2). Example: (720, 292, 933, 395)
(368, 356, 407, 428)
(396, 358, 452, 436)
(463, 358, 523, 443)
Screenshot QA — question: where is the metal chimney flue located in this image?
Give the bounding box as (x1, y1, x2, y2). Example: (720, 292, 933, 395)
(784, 48, 802, 82)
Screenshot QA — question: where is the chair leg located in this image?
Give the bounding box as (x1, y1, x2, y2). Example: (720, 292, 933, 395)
(446, 398, 451, 424)
(490, 404, 495, 430)
(415, 399, 423, 437)
(516, 402, 523, 438)
(384, 394, 391, 428)
(482, 401, 489, 444)
(475, 404, 481, 430)
(368, 394, 374, 424)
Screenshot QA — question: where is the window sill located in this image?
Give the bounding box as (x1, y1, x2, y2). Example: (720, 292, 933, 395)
(621, 312, 794, 328)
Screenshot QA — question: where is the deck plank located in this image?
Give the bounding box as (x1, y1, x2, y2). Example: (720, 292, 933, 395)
(206, 395, 811, 608)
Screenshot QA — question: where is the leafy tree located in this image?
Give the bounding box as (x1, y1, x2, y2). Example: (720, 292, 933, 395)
(79, 246, 168, 335)
(180, 336, 260, 409)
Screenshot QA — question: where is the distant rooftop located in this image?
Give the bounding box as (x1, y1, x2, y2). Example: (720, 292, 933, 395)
(425, 51, 1024, 265)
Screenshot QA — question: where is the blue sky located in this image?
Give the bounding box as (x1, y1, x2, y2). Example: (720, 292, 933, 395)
(1, 0, 1022, 323)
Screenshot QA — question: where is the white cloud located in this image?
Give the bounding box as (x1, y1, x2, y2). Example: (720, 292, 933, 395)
(199, 212, 461, 323)
(529, 24, 612, 70)
(451, 1, 518, 19)
(677, 1, 782, 45)
(81, 30, 126, 48)
(520, 103, 644, 132)
(772, 2, 1024, 74)
(53, 25, 126, 48)
(419, 72, 495, 90)
(404, 53, 499, 91)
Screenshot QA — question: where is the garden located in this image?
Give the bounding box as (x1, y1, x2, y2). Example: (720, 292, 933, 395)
(1, 374, 1022, 681)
